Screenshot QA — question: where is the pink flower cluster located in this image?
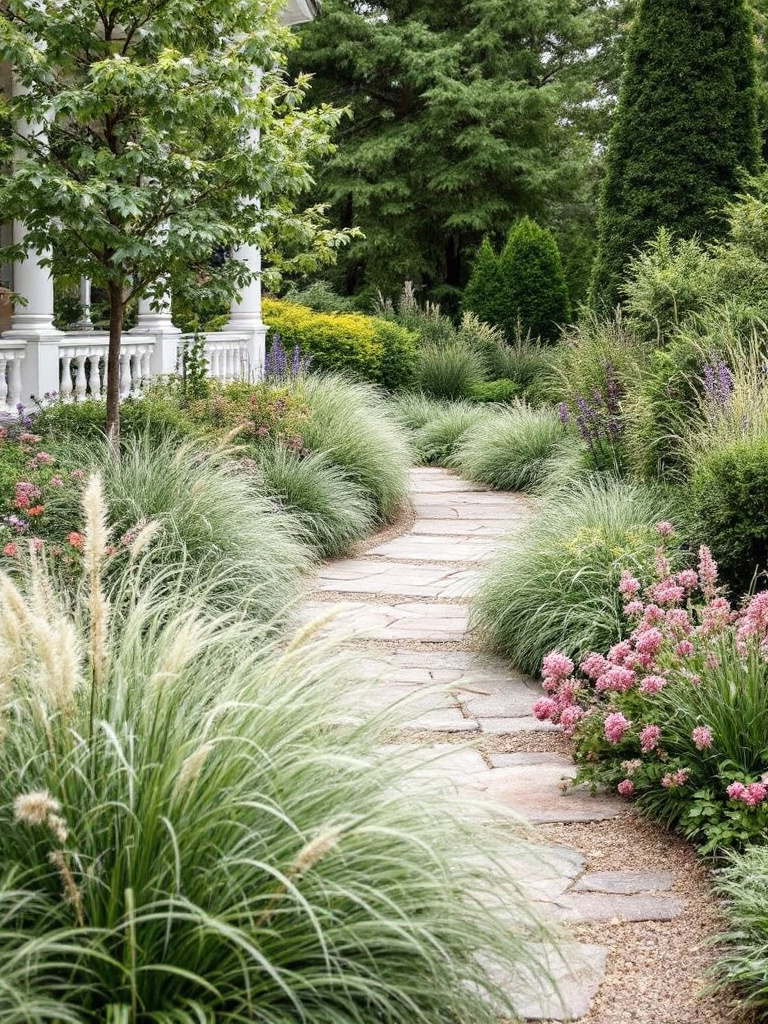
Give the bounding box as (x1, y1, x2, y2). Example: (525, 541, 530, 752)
(727, 781, 768, 806)
(532, 652, 585, 735)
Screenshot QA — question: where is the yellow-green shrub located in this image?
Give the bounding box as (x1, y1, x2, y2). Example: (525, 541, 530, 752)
(263, 299, 416, 386)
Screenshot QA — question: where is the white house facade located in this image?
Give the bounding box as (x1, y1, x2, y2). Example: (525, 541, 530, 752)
(0, 0, 318, 410)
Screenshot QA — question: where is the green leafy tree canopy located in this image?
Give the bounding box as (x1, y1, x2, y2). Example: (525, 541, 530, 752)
(0, 0, 352, 439)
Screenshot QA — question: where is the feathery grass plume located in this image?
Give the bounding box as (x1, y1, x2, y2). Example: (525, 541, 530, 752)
(0, 534, 553, 1020)
(451, 404, 580, 493)
(126, 519, 161, 562)
(300, 374, 413, 522)
(0, 566, 81, 712)
(471, 476, 681, 674)
(81, 473, 110, 707)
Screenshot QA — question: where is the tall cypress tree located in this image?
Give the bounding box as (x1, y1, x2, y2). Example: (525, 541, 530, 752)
(462, 237, 502, 326)
(590, 0, 761, 309)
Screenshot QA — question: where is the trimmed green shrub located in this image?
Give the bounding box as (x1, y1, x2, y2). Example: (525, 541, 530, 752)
(257, 445, 376, 558)
(590, 0, 760, 308)
(496, 218, 570, 344)
(414, 342, 487, 400)
(462, 236, 502, 327)
(470, 379, 519, 403)
(263, 298, 417, 385)
(451, 406, 576, 493)
(0, 507, 550, 1022)
(471, 477, 678, 674)
(690, 436, 768, 597)
(376, 319, 418, 390)
(300, 374, 412, 522)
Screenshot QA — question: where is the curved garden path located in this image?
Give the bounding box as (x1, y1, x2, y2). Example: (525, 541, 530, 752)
(301, 467, 733, 1024)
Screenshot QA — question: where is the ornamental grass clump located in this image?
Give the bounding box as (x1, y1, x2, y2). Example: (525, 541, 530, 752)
(471, 477, 678, 675)
(299, 373, 412, 521)
(38, 431, 311, 622)
(0, 476, 551, 1022)
(713, 845, 768, 1012)
(257, 445, 376, 557)
(411, 401, 494, 465)
(536, 533, 768, 855)
(450, 405, 579, 493)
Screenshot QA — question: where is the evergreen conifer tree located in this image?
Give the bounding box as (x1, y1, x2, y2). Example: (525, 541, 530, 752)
(462, 237, 502, 326)
(497, 219, 571, 344)
(590, 0, 761, 309)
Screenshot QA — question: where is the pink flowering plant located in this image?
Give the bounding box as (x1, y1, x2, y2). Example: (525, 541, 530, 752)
(535, 523, 768, 855)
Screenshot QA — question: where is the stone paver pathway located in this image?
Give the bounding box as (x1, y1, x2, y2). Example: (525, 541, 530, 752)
(300, 467, 687, 1022)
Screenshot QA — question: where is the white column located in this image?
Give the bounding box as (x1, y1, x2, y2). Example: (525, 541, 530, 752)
(2, 79, 63, 405)
(74, 276, 94, 330)
(130, 278, 181, 380)
(222, 71, 266, 381)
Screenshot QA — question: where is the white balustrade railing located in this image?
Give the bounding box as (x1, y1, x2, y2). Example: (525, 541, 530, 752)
(180, 332, 251, 381)
(0, 329, 256, 414)
(0, 344, 25, 413)
(58, 333, 154, 400)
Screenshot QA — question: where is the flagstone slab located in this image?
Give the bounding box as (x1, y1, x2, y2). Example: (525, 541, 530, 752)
(410, 518, 513, 536)
(315, 560, 478, 598)
(485, 942, 608, 1021)
(297, 601, 469, 641)
(489, 753, 575, 770)
(367, 535, 496, 562)
(478, 716, 559, 734)
(459, 689, 542, 719)
(571, 870, 675, 895)
(467, 763, 623, 822)
(469, 845, 587, 904)
(403, 708, 479, 732)
(552, 892, 685, 924)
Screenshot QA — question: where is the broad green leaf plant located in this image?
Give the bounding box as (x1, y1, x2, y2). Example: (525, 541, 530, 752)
(0, 0, 352, 440)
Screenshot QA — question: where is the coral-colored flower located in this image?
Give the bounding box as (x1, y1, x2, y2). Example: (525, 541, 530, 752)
(639, 675, 667, 695)
(542, 651, 575, 681)
(617, 779, 635, 797)
(674, 640, 694, 657)
(67, 532, 84, 549)
(666, 608, 692, 634)
(641, 604, 665, 627)
(26, 505, 44, 517)
(698, 545, 719, 599)
(623, 600, 644, 617)
(604, 712, 631, 744)
(2, 542, 18, 556)
(640, 724, 661, 753)
(649, 581, 685, 606)
(692, 726, 713, 750)
(746, 782, 768, 806)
